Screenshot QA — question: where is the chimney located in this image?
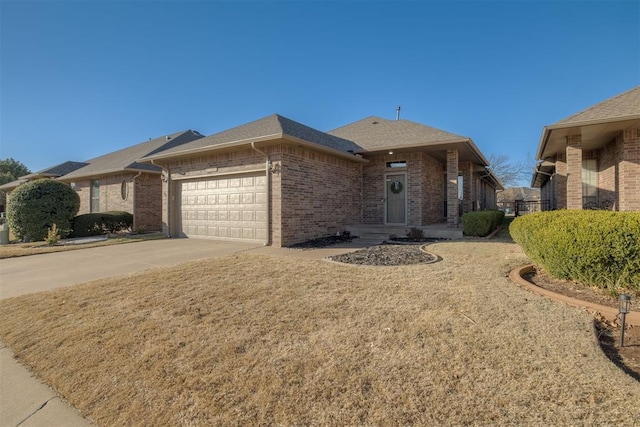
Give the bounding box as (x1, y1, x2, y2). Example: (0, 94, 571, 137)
(396, 106, 401, 121)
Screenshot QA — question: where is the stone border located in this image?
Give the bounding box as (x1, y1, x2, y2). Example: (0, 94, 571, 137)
(509, 264, 640, 326)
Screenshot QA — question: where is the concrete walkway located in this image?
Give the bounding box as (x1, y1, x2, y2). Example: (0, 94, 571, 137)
(0, 238, 369, 426)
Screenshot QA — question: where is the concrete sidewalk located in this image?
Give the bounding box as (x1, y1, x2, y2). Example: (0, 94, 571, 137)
(0, 237, 371, 426)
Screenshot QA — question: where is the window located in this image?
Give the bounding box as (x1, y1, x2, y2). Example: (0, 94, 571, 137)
(386, 161, 406, 168)
(121, 180, 128, 201)
(582, 159, 598, 207)
(90, 179, 100, 212)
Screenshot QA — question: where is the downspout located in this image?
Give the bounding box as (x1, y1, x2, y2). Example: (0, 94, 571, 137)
(251, 142, 271, 246)
(131, 171, 143, 232)
(151, 159, 171, 237)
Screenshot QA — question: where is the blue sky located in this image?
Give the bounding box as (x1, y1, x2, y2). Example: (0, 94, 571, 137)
(1, 0, 638, 186)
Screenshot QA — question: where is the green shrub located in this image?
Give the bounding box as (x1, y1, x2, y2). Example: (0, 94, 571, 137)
(406, 227, 425, 241)
(71, 214, 106, 237)
(71, 211, 133, 237)
(102, 211, 133, 233)
(510, 210, 640, 293)
(7, 179, 79, 241)
(462, 210, 504, 237)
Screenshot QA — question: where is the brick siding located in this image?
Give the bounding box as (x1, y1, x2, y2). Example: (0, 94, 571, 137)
(620, 128, 640, 211)
(63, 173, 161, 231)
(279, 146, 362, 246)
(446, 149, 459, 227)
(555, 153, 567, 209)
(566, 135, 583, 210)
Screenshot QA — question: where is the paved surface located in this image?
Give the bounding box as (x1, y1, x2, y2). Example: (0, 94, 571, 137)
(0, 238, 372, 426)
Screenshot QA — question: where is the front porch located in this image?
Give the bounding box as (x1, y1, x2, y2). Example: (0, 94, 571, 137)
(346, 223, 463, 242)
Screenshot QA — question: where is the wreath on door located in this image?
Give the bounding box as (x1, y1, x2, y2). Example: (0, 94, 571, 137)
(390, 180, 403, 194)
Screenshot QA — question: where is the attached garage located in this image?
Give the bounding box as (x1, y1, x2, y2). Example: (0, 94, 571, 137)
(176, 173, 267, 242)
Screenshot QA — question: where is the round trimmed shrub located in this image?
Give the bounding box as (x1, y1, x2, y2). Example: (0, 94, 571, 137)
(510, 210, 640, 293)
(7, 179, 80, 241)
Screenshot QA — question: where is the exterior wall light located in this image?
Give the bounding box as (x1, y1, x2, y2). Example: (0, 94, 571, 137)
(618, 294, 631, 347)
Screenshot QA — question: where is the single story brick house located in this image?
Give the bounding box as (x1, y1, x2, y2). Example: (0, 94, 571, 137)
(141, 114, 502, 246)
(532, 86, 640, 211)
(1, 130, 204, 231)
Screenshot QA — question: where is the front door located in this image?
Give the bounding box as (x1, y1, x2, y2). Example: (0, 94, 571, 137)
(385, 173, 406, 224)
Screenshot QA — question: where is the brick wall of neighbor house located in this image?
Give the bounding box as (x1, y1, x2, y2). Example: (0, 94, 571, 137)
(133, 173, 162, 231)
(72, 179, 92, 215)
(566, 136, 583, 209)
(67, 174, 136, 216)
(620, 128, 640, 211)
(279, 146, 362, 246)
(555, 153, 567, 209)
(483, 181, 497, 209)
(599, 137, 621, 209)
(420, 153, 445, 224)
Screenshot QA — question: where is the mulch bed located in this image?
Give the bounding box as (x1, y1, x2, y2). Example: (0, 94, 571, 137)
(524, 267, 640, 382)
(286, 234, 355, 249)
(328, 244, 437, 266)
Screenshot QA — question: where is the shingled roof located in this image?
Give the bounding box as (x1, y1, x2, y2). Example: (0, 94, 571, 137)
(554, 86, 640, 126)
(142, 114, 362, 161)
(328, 116, 469, 151)
(0, 161, 89, 191)
(62, 130, 204, 180)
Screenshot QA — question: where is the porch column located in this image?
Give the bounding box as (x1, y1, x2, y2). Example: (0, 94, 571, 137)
(161, 170, 171, 237)
(461, 163, 474, 213)
(446, 149, 459, 227)
(620, 128, 640, 211)
(566, 135, 583, 210)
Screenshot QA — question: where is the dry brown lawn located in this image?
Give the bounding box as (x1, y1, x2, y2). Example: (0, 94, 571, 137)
(1, 240, 639, 425)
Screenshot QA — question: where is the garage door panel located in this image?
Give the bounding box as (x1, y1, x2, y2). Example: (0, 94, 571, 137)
(178, 173, 266, 242)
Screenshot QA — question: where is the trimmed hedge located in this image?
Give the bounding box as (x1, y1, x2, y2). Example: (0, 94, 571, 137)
(461, 210, 505, 237)
(71, 211, 133, 237)
(7, 179, 80, 241)
(510, 210, 640, 293)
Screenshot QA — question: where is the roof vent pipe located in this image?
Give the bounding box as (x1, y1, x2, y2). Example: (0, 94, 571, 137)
(166, 136, 171, 140)
(396, 106, 401, 121)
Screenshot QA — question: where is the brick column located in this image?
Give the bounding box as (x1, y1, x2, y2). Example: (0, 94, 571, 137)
(620, 128, 640, 211)
(566, 135, 583, 210)
(446, 149, 459, 227)
(161, 170, 171, 237)
(461, 163, 474, 213)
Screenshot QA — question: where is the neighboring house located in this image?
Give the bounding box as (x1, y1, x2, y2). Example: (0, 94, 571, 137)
(1, 130, 204, 231)
(0, 160, 89, 213)
(141, 114, 502, 247)
(532, 86, 640, 211)
(497, 187, 541, 216)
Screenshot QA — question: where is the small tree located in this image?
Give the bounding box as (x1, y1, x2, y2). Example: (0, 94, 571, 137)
(0, 158, 30, 186)
(7, 179, 80, 241)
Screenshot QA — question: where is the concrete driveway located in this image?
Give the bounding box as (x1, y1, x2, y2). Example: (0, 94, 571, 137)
(0, 238, 261, 427)
(0, 238, 261, 300)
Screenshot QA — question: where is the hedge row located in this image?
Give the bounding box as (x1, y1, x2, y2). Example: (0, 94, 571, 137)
(70, 211, 133, 237)
(461, 210, 505, 237)
(510, 210, 640, 293)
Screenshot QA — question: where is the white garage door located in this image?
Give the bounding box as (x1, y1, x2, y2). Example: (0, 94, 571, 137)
(177, 173, 267, 242)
